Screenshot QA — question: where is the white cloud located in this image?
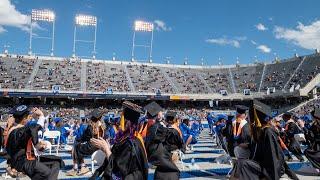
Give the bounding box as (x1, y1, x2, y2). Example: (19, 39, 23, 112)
(235, 36, 247, 41)
(274, 20, 320, 50)
(206, 36, 246, 48)
(0, 26, 7, 33)
(0, 0, 31, 33)
(154, 20, 172, 31)
(251, 40, 257, 45)
(257, 45, 271, 53)
(255, 23, 268, 31)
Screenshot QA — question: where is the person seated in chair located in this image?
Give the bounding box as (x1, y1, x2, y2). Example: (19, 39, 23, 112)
(6, 105, 63, 180)
(180, 118, 197, 152)
(66, 109, 105, 176)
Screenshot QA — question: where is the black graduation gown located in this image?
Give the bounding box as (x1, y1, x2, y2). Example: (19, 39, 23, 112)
(145, 122, 183, 180)
(221, 121, 234, 156)
(154, 128, 184, 180)
(6, 124, 42, 171)
(285, 122, 304, 160)
(230, 123, 251, 158)
(304, 122, 320, 169)
(6, 124, 63, 180)
(101, 137, 148, 180)
(74, 125, 98, 164)
(253, 127, 284, 180)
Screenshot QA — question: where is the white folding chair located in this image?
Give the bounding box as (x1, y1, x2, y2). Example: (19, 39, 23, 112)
(42, 130, 61, 155)
(91, 150, 106, 174)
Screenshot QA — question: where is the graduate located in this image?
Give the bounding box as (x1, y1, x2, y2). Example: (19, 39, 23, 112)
(180, 118, 197, 152)
(214, 114, 228, 151)
(273, 118, 293, 161)
(66, 109, 105, 176)
(144, 101, 166, 163)
(231, 101, 298, 180)
(104, 114, 120, 144)
(221, 115, 234, 156)
(6, 105, 63, 180)
(207, 112, 215, 135)
(89, 101, 148, 180)
(282, 112, 305, 162)
(141, 101, 164, 139)
(231, 105, 251, 159)
(304, 107, 320, 172)
(146, 108, 184, 180)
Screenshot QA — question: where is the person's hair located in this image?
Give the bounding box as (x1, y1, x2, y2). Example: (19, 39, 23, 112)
(14, 113, 29, 124)
(166, 116, 177, 125)
(182, 118, 189, 125)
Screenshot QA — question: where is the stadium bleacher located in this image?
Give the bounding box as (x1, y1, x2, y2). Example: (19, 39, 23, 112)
(1, 53, 320, 96)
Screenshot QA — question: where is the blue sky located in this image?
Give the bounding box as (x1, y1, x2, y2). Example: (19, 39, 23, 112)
(1, 0, 320, 65)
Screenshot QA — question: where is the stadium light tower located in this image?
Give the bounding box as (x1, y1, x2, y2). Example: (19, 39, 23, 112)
(131, 20, 154, 62)
(29, 9, 55, 56)
(73, 14, 97, 59)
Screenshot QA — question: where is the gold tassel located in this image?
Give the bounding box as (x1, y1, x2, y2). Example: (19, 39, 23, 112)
(120, 112, 125, 131)
(254, 108, 262, 128)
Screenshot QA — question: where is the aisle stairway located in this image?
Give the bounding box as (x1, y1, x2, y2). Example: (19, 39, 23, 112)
(0, 126, 317, 179)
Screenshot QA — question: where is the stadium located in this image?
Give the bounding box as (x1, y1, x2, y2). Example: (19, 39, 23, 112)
(0, 1, 320, 180)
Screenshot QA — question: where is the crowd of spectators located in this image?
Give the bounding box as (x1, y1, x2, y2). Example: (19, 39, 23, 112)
(201, 68, 233, 93)
(87, 62, 131, 92)
(1, 53, 320, 95)
(166, 68, 211, 94)
(0, 55, 35, 89)
(261, 57, 303, 91)
(293, 98, 320, 117)
(232, 64, 264, 93)
(127, 64, 174, 93)
(287, 54, 320, 90)
(33, 59, 81, 91)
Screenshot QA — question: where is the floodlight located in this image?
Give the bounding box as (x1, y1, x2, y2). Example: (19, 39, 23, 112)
(75, 14, 97, 26)
(131, 20, 154, 62)
(31, 9, 55, 22)
(134, 21, 154, 32)
(29, 9, 55, 56)
(73, 14, 98, 58)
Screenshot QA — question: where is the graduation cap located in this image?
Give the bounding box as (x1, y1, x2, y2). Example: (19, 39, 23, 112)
(311, 107, 320, 119)
(54, 117, 62, 123)
(10, 105, 31, 121)
(165, 110, 177, 122)
(89, 109, 103, 122)
(235, 105, 248, 114)
(249, 100, 272, 127)
(144, 101, 163, 118)
(122, 101, 144, 125)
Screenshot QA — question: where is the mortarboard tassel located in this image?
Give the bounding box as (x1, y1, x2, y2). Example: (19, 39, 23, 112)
(253, 108, 262, 128)
(120, 112, 125, 131)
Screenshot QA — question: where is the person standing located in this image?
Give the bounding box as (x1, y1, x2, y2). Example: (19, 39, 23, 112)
(231, 105, 251, 159)
(283, 112, 304, 162)
(304, 107, 320, 172)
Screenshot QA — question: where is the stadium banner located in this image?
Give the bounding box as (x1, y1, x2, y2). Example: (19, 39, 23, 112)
(170, 95, 190, 100)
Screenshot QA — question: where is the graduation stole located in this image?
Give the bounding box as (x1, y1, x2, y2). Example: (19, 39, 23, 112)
(232, 118, 247, 140)
(26, 138, 36, 160)
(135, 125, 147, 157)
